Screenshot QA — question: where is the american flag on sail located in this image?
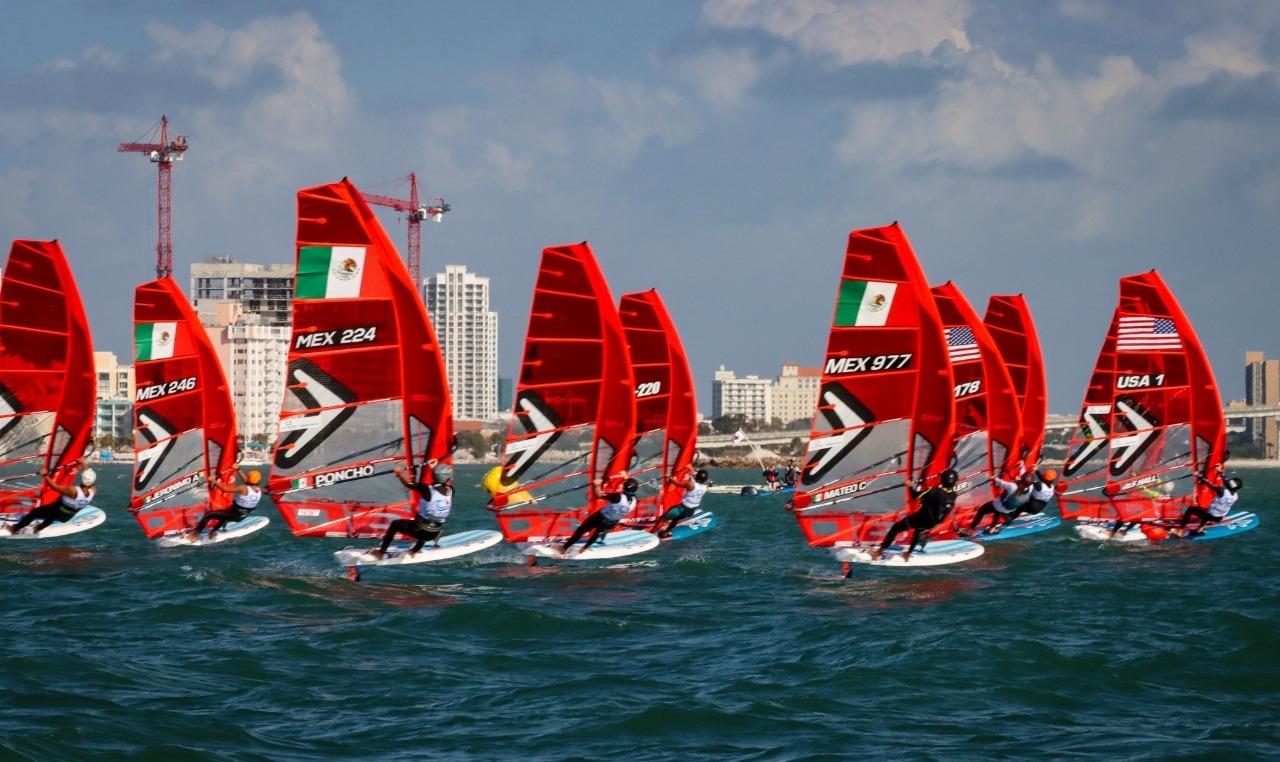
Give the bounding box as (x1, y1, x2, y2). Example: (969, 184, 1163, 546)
(1116, 316, 1182, 351)
(947, 326, 981, 363)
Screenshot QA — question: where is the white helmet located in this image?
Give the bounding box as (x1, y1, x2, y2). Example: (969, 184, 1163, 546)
(80, 468, 97, 487)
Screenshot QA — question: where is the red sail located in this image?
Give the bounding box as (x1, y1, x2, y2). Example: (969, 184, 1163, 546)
(131, 277, 238, 538)
(492, 242, 636, 543)
(983, 295, 1047, 467)
(619, 289, 698, 523)
(930, 281, 1023, 533)
(268, 178, 453, 538)
(0, 240, 95, 517)
(790, 224, 954, 548)
(1059, 271, 1223, 524)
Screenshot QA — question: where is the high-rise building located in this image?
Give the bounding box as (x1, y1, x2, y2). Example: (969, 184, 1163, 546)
(425, 265, 499, 421)
(199, 302, 291, 443)
(92, 351, 134, 444)
(772, 362, 822, 425)
(191, 257, 295, 327)
(711, 365, 772, 422)
(1245, 351, 1279, 458)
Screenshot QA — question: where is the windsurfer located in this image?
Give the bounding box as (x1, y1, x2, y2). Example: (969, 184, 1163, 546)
(559, 476, 638, 554)
(1001, 469, 1059, 524)
(868, 469, 959, 561)
(3, 458, 96, 535)
(959, 472, 1033, 536)
(370, 460, 453, 558)
(184, 470, 262, 542)
(654, 469, 709, 538)
(783, 461, 798, 488)
(1172, 474, 1241, 538)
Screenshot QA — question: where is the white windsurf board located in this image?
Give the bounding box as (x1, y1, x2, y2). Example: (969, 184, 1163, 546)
(833, 538, 984, 567)
(335, 529, 504, 567)
(521, 529, 660, 560)
(0, 507, 106, 539)
(156, 515, 270, 547)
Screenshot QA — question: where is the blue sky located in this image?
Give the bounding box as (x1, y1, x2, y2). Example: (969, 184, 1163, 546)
(2, 0, 1278, 415)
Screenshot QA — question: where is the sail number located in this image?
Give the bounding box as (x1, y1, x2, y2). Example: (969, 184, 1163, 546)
(635, 381, 662, 398)
(1116, 374, 1164, 389)
(294, 325, 378, 350)
(824, 353, 912, 375)
(136, 376, 197, 402)
(954, 380, 981, 398)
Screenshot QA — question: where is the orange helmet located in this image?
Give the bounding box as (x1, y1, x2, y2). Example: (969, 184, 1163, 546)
(246, 470, 262, 485)
(1040, 469, 1058, 482)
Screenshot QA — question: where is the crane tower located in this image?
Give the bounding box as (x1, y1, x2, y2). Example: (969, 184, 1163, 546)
(118, 115, 188, 279)
(361, 173, 450, 286)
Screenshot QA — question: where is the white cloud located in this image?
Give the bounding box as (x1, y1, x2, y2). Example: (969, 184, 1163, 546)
(667, 47, 761, 111)
(702, 0, 973, 64)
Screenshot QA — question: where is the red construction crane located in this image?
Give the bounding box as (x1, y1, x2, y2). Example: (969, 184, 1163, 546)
(118, 115, 188, 279)
(361, 173, 450, 286)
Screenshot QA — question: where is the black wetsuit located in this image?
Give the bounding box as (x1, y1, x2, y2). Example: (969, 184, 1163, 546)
(192, 505, 253, 536)
(563, 491, 634, 552)
(878, 485, 957, 553)
(10, 498, 84, 533)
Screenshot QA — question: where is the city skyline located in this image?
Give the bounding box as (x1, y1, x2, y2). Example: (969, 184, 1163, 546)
(2, 3, 1278, 414)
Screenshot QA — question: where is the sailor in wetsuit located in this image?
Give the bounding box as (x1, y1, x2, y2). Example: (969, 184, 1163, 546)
(371, 460, 453, 558)
(185, 470, 262, 542)
(559, 476, 638, 554)
(1173, 474, 1242, 538)
(959, 471, 1033, 536)
(654, 469, 710, 538)
(1002, 469, 1058, 524)
(869, 469, 959, 562)
(3, 457, 97, 535)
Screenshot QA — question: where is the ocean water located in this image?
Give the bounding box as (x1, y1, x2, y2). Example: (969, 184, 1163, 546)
(2, 464, 1277, 761)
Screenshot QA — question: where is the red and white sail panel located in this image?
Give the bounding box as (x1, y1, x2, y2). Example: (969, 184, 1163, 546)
(1059, 271, 1224, 524)
(492, 242, 636, 544)
(131, 277, 238, 538)
(983, 295, 1047, 468)
(931, 281, 1023, 531)
(790, 224, 954, 548)
(619, 289, 698, 524)
(0, 240, 95, 517)
(268, 178, 453, 538)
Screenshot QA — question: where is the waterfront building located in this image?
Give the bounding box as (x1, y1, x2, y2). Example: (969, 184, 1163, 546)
(92, 352, 134, 444)
(199, 302, 290, 443)
(772, 362, 822, 426)
(1245, 351, 1279, 458)
(711, 365, 772, 422)
(425, 265, 499, 421)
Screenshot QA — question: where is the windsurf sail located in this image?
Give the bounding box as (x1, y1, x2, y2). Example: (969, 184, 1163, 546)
(0, 240, 95, 517)
(490, 242, 636, 544)
(619, 289, 698, 525)
(983, 295, 1047, 467)
(790, 224, 954, 549)
(131, 276, 239, 538)
(931, 281, 1023, 532)
(1058, 270, 1225, 524)
(268, 178, 453, 538)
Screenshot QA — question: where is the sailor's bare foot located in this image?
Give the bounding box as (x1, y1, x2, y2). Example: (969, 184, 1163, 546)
(2, 524, 13, 535)
(184, 531, 199, 543)
(368, 549, 385, 560)
(867, 549, 883, 561)
(205, 531, 218, 542)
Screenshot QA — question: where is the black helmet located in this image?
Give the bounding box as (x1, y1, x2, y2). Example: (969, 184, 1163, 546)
(1226, 477, 1243, 492)
(694, 469, 709, 483)
(622, 477, 639, 494)
(939, 469, 959, 487)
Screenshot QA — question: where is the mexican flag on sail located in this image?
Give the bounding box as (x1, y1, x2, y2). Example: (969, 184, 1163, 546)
(135, 321, 193, 362)
(833, 278, 914, 327)
(295, 245, 369, 300)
